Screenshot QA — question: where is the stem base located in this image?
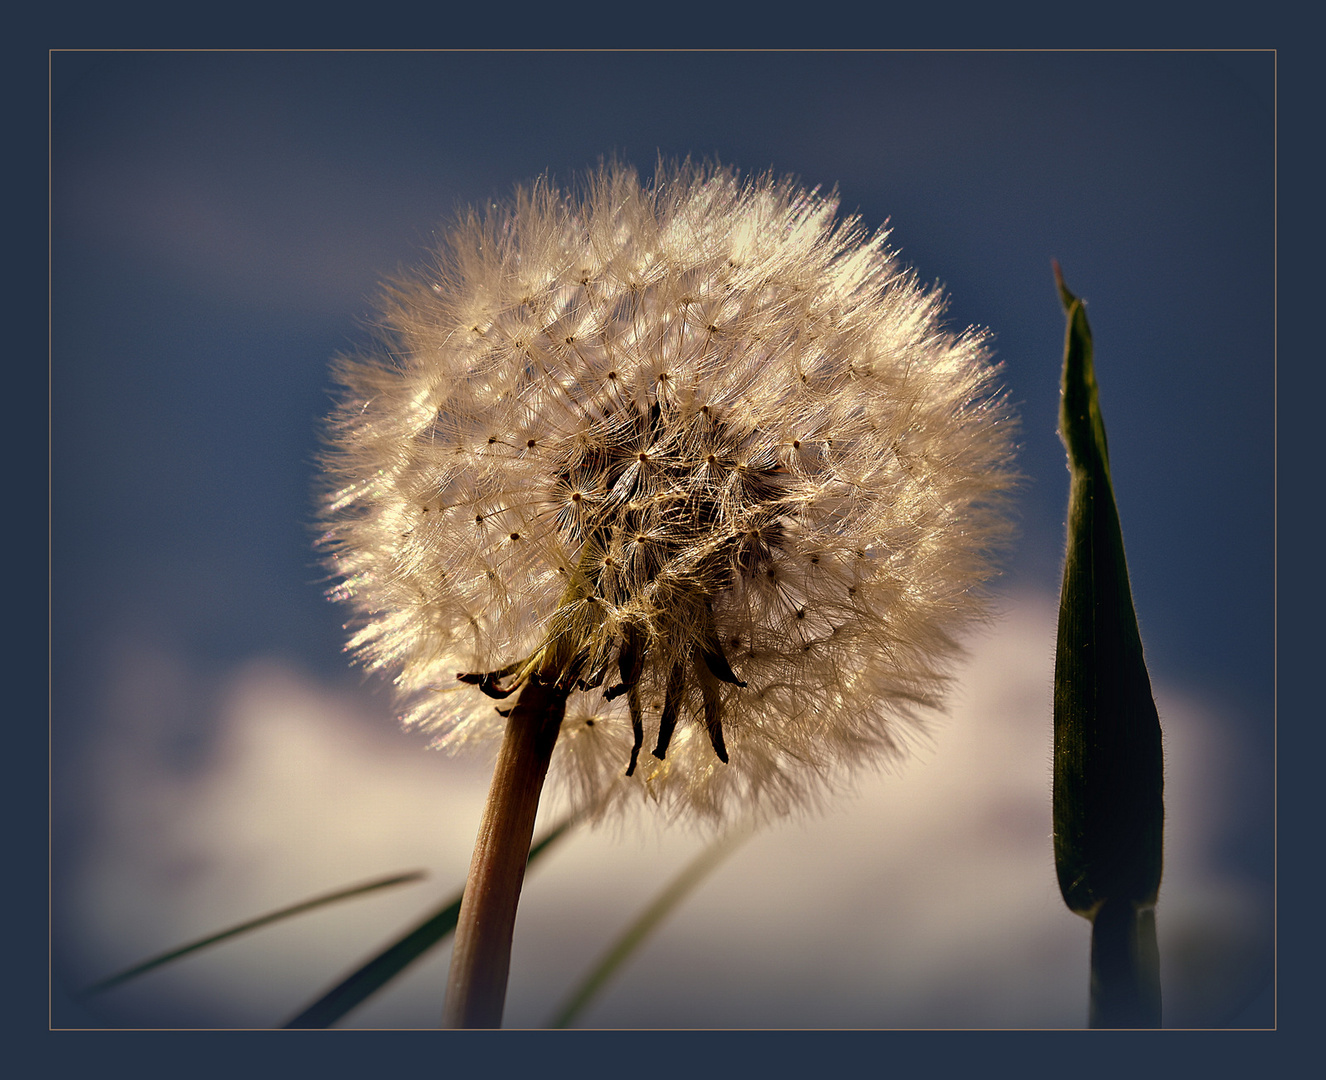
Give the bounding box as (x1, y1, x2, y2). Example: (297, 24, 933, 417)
(442, 678, 567, 1028)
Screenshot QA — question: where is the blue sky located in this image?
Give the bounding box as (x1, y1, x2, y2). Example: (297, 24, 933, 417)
(51, 50, 1274, 1028)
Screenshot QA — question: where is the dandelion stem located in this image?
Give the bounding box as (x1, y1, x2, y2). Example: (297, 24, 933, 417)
(1089, 899, 1161, 1027)
(442, 676, 567, 1028)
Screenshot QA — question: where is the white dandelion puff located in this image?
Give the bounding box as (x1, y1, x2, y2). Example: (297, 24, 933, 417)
(318, 161, 1018, 825)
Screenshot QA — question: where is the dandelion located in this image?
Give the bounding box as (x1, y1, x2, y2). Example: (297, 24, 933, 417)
(318, 162, 1017, 1025)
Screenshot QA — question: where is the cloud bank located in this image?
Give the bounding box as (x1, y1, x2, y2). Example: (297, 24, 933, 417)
(60, 590, 1270, 1028)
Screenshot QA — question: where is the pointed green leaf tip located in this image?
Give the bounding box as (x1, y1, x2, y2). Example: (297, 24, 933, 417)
(1051, 263, 1164, 921)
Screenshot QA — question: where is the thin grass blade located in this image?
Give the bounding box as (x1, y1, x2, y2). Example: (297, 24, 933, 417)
(283, 814, 578, 1029)
(81, 871, 426, 996)
(1052, 263, 1164, 1027)
(547, 821, 755, 1029)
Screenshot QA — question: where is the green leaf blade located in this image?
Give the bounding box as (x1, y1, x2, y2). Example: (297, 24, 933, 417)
(282, 814, 578, 1029)
(281, 894, 464, 1029)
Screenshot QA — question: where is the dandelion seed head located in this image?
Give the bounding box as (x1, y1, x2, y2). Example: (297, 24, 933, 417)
(318, 162, 1017, 824)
